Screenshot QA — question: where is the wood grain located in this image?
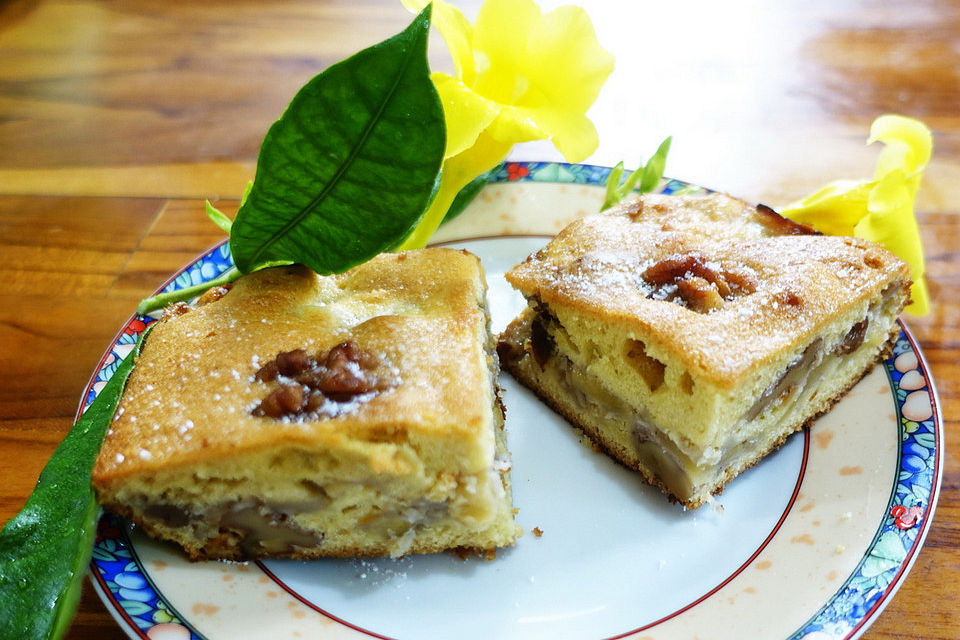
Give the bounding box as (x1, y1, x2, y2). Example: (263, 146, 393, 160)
(0, 1, 956, 639)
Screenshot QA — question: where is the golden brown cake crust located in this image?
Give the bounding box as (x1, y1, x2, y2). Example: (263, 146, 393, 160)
(608, 192, 818, 239)
(94, 249, 496, 485)
(505, 194, 911, 389)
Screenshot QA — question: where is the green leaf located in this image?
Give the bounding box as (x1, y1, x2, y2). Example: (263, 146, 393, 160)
(639, 136, 672, 193)
(441, 166, 498, 225)
(601, 135, 673, 210)
(204, 201, 233, 233)
(602, 162, 625, 211)
(0, 324, 153, 640)
(240, 180, 253, 206)
(229, 6, 445, 274)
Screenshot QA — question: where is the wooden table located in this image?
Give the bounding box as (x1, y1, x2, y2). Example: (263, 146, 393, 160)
(1, 0, 956, 638)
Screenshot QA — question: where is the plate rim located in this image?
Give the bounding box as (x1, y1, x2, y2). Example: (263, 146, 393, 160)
(81, 161, 944, 640)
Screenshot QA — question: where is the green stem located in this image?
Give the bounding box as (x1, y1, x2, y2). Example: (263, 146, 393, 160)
(136, 267, 241, 315)
(397, 185, 458, 250)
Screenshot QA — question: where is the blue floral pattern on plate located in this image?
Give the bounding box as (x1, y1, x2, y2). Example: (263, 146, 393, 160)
(789, 331, 940, 640)
(84, 162, 941, 640)
(92, 515, 201, 640)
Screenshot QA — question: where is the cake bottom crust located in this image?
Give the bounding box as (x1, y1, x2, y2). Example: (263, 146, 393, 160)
(498, 312, 899, 509)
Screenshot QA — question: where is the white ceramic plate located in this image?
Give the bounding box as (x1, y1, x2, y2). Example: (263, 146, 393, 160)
(84, 164, 942, 640)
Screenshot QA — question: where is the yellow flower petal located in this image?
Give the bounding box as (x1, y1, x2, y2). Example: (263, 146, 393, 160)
(402, 0, 478, 84)
(399, 0, 427, 14)
(486, 105, 547, 144)
(781, 115, 932, 315)
(869, 114, 932, 184)
(779, 179, 873, 237)
(520, 5, 615, 114)
(471, 1, 613, 161)
(856, 170, 929, 314)
(472, 0, 543, 103)
(400, 0, 613, 243)
(519, 107, 600, 163)
(442, 0, 613, 157)
(399, 130, 512, 249)
(432, 72, 499, 158)
(444, 130, 513, 193)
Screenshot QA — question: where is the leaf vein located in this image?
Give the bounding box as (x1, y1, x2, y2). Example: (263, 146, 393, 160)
(245, 39, 421, 268)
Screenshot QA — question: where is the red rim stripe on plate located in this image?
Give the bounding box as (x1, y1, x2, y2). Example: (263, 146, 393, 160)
(252, 431, 811, 640)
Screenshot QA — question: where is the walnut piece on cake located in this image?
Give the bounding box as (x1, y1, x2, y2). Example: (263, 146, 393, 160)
(93, 249, 521, 560)
(498, 193, 910, 509)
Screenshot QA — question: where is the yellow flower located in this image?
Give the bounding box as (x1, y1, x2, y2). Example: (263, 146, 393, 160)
(781, 115, 932, 315)
(399, 0, 614, 249)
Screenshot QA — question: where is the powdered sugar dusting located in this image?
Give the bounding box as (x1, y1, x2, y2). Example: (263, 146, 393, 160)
(103, 251, 525, 474)
(507, 195, 907, 378)
(350, 556, 413, 588)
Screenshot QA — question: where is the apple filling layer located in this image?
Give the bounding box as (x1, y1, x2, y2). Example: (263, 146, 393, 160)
(498, 294, 900, 507)
(109, 446, 511, 560)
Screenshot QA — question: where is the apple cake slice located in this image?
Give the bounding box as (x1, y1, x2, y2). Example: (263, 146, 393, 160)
(93, 248, 521, 560)
(498, 193, 910, 508)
